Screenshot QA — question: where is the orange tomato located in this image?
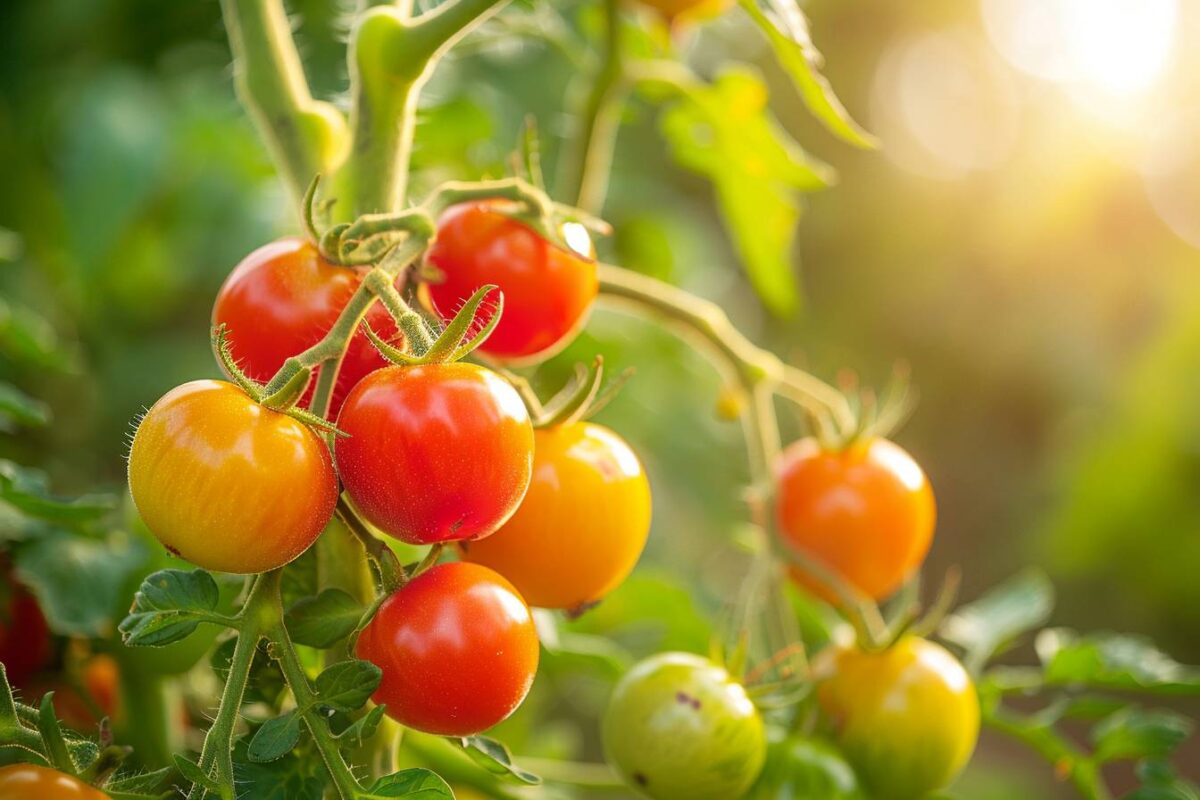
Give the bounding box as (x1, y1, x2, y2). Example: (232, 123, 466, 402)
(463, 422, 651, 610)
(128, 380, 338, 574)
(774, 437, 934, 601)
(0, 764, 110, 799)
(631, 0, 733, 23)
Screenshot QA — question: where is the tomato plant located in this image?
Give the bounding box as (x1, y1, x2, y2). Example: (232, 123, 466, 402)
(0, 573, 52, 687)
(746, 733, 864, 800)
(356, 562, 539, 736)
(462, 421, 651, 610)
(602, 652, 766, 800)
(127, 379, 338, 573)
(0, 764, 110, 799)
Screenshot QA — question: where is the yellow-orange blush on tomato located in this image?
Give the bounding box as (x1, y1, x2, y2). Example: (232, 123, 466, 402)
(462, 422, 651, 611)
(0, 764, 110, 799)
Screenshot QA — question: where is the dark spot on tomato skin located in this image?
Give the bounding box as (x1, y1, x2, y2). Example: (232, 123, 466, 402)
(164, 543, 180, 557)
(633, 772, 648, 786)
(674, 691, 701, 710)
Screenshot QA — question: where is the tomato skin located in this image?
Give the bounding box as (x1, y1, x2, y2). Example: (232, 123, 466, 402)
(0, 764, 110, 799)
(815, 637, 979, 800)
(335, 364, 534, 545)
(632, 0, 733, 22)
(603, 652, 766, 800)
(775, 437, 935, 601)
(425, 202, 597, 363)
(746, 733, 865, 800)
(127, 380, 338, 574)
(212, 238, 399, 416)
(462, 422, 651, 610)
(0, 576, 52, 686)
(356, 562, 539, 736)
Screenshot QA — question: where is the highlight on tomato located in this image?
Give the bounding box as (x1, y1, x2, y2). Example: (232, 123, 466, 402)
(355, 561, 539, 736)
(774, 436, 935, 602)
(462, 421, 651, 611)
(335, 363, 534, 545)
(0, 764, 111, 799)
(814, 636, 979, 800)
(212, 238, 400, 416)
(127, 380, 338, 574)
(603, 652, 766, 800)
(424, 200, 597, 363)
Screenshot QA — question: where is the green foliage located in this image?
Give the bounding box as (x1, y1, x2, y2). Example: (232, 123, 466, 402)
(455, 735, 541, 784)
(119, 569, 224, 646)
(284, 588, 364, 648)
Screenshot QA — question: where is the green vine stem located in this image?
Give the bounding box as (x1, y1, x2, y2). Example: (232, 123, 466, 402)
(983, 707, 1110, 800)
(220, 0, 348, 220)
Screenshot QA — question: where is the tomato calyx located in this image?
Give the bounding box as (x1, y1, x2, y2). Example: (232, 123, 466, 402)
(504, 356, 634, 429)
(365, 283, 503, 366)
(303, 176, 437, 267)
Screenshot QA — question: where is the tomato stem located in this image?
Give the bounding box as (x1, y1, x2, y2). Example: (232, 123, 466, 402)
(336, 496, 406, 594)
(983, 707, 1112, 800)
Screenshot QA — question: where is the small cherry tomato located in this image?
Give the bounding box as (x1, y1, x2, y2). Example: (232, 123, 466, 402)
(356, 562, 539, 736)
(425, 202, 596, 363)
(631, 0, 733, 23)
(335, 364, 533, 545)
(0, 764, 110, 799)
(212, 238, 400, 416)
(462, 422, 651, 610)
(0, 572, 52, 686)
(603, 652, 766, 800)
(774, 437, 935, 601)
(746, 732, 865, 800)
(815, 636, 979, 800)
(128, 380, 338, 574)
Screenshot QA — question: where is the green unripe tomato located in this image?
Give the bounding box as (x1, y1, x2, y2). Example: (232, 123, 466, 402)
(602, 652, 766, 800)
(746, 731, 865, 800)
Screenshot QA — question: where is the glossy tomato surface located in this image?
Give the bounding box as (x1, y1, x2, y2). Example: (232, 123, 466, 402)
(815, 637, 979, 800)
(425, 202, 596, 363)
(603, 652, 766, 800)
(335, 363, 533, 545)
(633, 0, 733, 21)
(0, 764, 110, 799)
(212, 238, 399, 416)
(128, 380, 338, 573)
(775, 437, 935, 601)
(0, 574, 52, 686)
(356, 562, 539, 736)
(463, 422, 651, 610)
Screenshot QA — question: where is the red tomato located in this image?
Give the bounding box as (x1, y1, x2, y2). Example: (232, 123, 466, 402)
(425, 202, 597, 363)
(356, 562, 539, 736)
(462, 422, 651, 610)
(0, 575, 52, 686)
(775, 437, 935, 602)
(0, 764, 110, 799)
(212, 238, 400, 416)
(335, 364, 534, 545)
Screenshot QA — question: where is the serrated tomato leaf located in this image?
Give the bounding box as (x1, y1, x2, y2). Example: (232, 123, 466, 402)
(0, 460, 116, 524)
(1037, 630, 1200, 694)
(455, 735, 541, 784)
(361, 768, 453, 798)
(248, 710, 303, 763)
(1091, 707, 1192, 762)
(0, 382, 50, 428)
(333, 704, 386, 748)
(286, 589, 363, 648)
(174, 754, 220, 793)
(119, 569, 222, 646)
(314, 659, 381, 712)
(940, 569, 1054, 671)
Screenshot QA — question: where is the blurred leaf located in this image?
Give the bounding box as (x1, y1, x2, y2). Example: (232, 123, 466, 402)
(314, 659, 381, 712)
(0, 298, 74, 372)
(233, 738, 328, 800)
(333, 704, 386, 749)
(361, 768, 453, 798)
(248, 711, 302, 763)
(658, 68, 831, 315)
(15, 529, 143, 637)
(737, 0, 876, 148)
(454, 736, 541, 785)
(0, 383, 49, 428)
(285, 589, 363, 648)
(103, 767, 173, 795)
(1091, 708, 1192, 763)
(0, 461, 117, 524)
(1128, 760, 1200, 800)
(1037, 630, 1200, 694)
(567, 572, 712, 656)
(119, 568, 222, 646)
(940, 569, 1055, 670)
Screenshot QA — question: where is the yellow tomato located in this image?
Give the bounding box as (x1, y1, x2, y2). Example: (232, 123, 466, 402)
(128, 380, 337, 574)
(815, 637, 979, 800)
(0, 764, 110, 799)
(463, 422, 651, 611)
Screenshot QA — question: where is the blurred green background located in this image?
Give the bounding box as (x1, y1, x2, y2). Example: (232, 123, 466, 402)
(2, 0, 1199, 795)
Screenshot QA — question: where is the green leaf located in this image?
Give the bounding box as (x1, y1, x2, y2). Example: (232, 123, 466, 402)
(332, 704, 385, 748)
(248, 710, 303, 763)
(658, 68, 831, 315)
(455, 735, 541, 785)
(939, 569, 1055, 670)
(313, 659, 381, 712)
(1037, 630, 1200, 694)
(37, 693, 72, 771)
(119, 569, 222, 646)
(285, 589, 363, 648)
(736, 0, 876, 148)
(361, 768, 453, 798)
(233, 738, 327, 800)
(103, 767, 173, 794)
(15, 529, 144, 637)
(0, 461, 117, 524)
(0, 383, 49, 428)
(1091, 708, 1192, 762)
(1128, 760, 1200, 800)
(174, 754, 220, 794)
(0, 298, 74, 372)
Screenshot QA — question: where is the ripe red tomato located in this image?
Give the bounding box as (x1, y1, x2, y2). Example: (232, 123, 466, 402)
(356, 562, 539, 736)
(424, 202, 597, 363)
(774, 437, 935, 601)
(462, 422, 651, 610)
(212, 238, 400, 416)
(0, 574, 52, 686)
(335, 364, 533, 545)
(814, 637, 979, 800)
(128, 380, 338, 574)
(0, 764, 110, 799)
